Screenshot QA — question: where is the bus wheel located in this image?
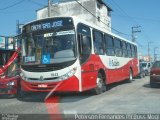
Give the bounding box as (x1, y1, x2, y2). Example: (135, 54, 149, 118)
(128, 69, 133, 83)
(94, 73, 106, 95)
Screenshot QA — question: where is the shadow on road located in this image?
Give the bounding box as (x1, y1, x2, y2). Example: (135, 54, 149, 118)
(143, 84, 160, 89)
(16, 91, 93, 103)
(58, 79, 136, 103)
(143, 84, 151, 88)
(54, 91, 94, 103)
(16, 92, 48, 102)
(107, 79, 133, 91)
(0, 94, 15, 99)
(16, 79, 136, 103)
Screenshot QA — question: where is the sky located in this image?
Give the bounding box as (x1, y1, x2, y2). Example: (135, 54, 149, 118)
(106, 0, 160, 58)
(0, 0, 160, 57)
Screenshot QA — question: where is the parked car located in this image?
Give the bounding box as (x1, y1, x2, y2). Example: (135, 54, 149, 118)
(138, 63, 146, 78)
(141, 62, 152, 76)
(0, 70, 20, 97)
(0, 47, 20, 97)
(150, 61, 160, 87)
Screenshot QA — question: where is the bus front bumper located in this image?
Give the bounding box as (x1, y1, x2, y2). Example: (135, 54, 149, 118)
(21, 75, 79, 92)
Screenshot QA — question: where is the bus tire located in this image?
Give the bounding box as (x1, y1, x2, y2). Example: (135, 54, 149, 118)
(94, 73, 106, 95)
(128, 69, 133, 83)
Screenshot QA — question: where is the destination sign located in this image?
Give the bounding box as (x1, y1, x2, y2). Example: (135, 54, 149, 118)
(31, 20, 63, 31)
(23, 18, 74, 33)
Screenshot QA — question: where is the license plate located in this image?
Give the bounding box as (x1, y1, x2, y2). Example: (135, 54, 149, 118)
(38, 84, 47, 88)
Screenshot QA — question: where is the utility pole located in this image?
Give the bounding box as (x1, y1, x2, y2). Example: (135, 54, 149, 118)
(48, 0, 52, 17)
(148, 41, 153, 62)
(154, 47, 158, 62)
(16, 20, 23, 35)
(132, 26, 141, 42)
(16, 20, 23, 49)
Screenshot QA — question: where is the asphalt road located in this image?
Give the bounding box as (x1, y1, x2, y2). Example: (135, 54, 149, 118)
(0, 76, 160, 119)
(58, 76, 160, 114)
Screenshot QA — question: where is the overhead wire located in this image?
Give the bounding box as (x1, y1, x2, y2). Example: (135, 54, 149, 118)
(0, 0, 47, 13)
(74, 0, 131, 37)
(111, 0, 143, 26)
(74, 0, 145, 49)
(27, 0, 46, 7)
(0, 0, 25, 11)
(0, 0, 133, 38)
(112, 13, 160, 23)
(110, 0, 153, 43)
(27, 0, 60, 14)
(110, 0, 160, 57)
(110, 0, 145, 47)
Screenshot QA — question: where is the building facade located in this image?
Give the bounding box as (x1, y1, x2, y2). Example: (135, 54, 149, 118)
(37, 0, 112, 32)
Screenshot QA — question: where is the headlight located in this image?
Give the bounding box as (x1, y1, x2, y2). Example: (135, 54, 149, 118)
(60, 67, 77, 80)
(7, 81, 15, 86)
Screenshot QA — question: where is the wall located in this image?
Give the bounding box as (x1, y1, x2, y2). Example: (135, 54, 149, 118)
(37, 0, 111, 32)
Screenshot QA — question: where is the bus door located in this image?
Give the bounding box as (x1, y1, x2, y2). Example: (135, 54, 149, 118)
(77, 24, 94, 90)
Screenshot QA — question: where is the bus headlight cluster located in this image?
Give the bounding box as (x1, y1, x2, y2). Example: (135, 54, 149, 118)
(60, 67, 77, 80)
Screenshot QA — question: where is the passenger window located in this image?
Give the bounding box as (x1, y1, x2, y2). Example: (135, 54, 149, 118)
(114, 38, 122, 57)
(105, 35, 115, 56)
(93, 31, 104, 55)
(127, 43, 132, 58)
(81, 36, 91, 55)
(134, 46, 138, 58)
(131, 45, 135, 58)
(122, 41, 128, 57)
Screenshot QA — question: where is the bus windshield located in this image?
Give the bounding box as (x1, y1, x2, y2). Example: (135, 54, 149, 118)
(22, 29, 76, 65)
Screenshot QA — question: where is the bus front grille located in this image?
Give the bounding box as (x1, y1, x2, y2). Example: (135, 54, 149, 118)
(21, 65, 64, 72)
(29, 77, 58, 81)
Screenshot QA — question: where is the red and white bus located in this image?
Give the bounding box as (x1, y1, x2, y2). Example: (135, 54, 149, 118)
(20, 16, 139, 94)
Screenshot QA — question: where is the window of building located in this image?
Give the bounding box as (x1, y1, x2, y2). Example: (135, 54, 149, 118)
(97, 1, 102, 9)
(107, 10, 111, 17)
